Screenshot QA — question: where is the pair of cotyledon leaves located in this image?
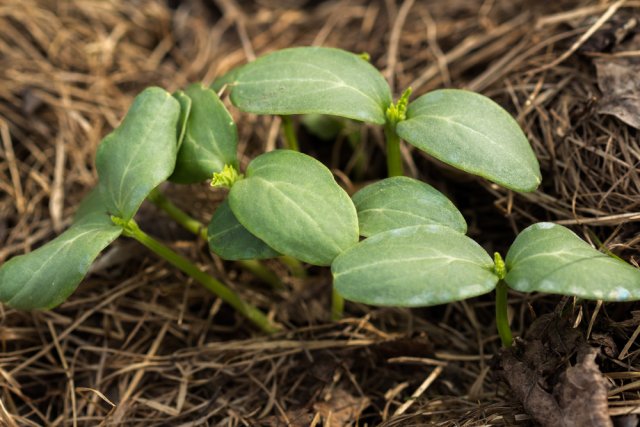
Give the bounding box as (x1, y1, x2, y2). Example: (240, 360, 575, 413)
(215, 46, 542, 193)
(0, 84, 239, 310)
(210, 164, 640, 305)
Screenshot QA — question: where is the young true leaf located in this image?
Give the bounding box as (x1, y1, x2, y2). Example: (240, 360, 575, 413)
(505, 222, 640, 300)
(173, 90, 192, 148)
(352, 176, 467, 237)
(208, 200, 280, 260)
(228, 150, 359, 266)
(96, 87, 181, 221)
(396, 89, 541, 192)
(227, 47, 392, 124)
(0, 212, 122, 310)
(170, 84, 238, 184)
(332, 225, 498, 306)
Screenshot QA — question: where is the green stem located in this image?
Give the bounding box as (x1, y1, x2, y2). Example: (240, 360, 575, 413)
(280, 255, 307, 278)
(238, 259, 284, 291)
(496, 280, 513, 348)
(384, 123, 404, 177)
(147, 188, 304, 286)
(148, 188, 207, 240)
(120, 219, 279, 334)
(331, 286, 344, 321)
(281, 115, 300, 152)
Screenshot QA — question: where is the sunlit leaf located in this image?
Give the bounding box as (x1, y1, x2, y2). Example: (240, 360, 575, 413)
(170, 84, 238, 184)
(0, 212, 122, 310)
(229, 150, 359, 265)
(352, 176, 466, 236)
(208, 200, 280, 260)
(228, 47, 392, 124)
(505, 222, 640, 300)
(332, 225, 498, 306)
(96, 87, 181, 220)
(397, 89, 541, 192)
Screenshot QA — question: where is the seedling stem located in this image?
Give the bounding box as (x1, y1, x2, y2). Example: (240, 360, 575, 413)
(281, 115, 300, 151)
(384, 88, 412, 177)
(331, 288, 345, 321)
(111, 216, 279, 333)
(493, 252, 512, 347)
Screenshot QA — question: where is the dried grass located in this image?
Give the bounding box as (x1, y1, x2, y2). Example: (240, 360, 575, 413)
(0, 0, 639, 425)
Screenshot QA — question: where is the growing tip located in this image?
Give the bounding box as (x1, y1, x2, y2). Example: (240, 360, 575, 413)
(493, 252, 506, 280)
(211, 164, 244, 189)
(385, 87, 413, 125)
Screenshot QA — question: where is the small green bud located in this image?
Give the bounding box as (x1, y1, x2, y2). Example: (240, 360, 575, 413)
(211, 164, 244, 189)
(385, 87, 413, 125)
(493, 252, 506, 280)
(358, 52, 371, 62)
(111, 216, 140, 237)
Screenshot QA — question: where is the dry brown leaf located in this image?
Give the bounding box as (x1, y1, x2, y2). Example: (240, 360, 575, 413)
(313, 388, 370, 427)
(595, 34, 640, 129)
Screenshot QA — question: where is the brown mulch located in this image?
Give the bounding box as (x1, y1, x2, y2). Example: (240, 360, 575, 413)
(1, 0, 639, 425)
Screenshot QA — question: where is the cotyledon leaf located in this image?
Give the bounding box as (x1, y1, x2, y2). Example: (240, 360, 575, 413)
(332, 225, 498, 307)
(227, 47, 392, 124)
(173, 90, 192, 148)
(208, 199, 280, 260)
(96, 87, 181, 221)
(211, 64, 245, 93)
(170, 84, 238, 184)
(396, 89, 541, 192)
(352, 176, 467, 237)
(74, 187, 109, 223)
(0, 212, 122, 310)
(228, 150, 359, 266)
(505, 222, 640, 301)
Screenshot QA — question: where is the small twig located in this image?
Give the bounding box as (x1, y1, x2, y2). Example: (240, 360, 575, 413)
(385, 0, 415, 93)
(529, 0, 627, 73)
(393, 366, 443, 416)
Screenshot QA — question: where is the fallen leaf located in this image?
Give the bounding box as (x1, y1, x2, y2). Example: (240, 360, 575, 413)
(595, 34, 640, 129)
(313, 388, 370, 427)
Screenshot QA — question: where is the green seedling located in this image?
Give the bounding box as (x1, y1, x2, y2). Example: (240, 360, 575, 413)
(4, 48, 638, 342)
(217, 46, 541, 191)
(0, 87, 277, 333)
(332, 179, 640, 346)
(209, 150, 359, 267)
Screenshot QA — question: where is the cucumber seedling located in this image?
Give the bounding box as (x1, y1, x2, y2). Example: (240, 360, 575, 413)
(331, 177, 640, 346)
(0, 86, 279, 333)
(216, 46, 541, 192)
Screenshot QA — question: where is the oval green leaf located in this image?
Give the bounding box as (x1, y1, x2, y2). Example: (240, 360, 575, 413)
(0, 212, 122, 310)
(332, 225, 498, 306)
(505, 222, 640, 301)
(173, 90, 192, 148)
(74, 187, 109, 223)
(208, 199, 280, 260)
(352, 176, 467, 237)
(96, 87, 181, 220)
(229, 150, 359, 266)
(170, 84, 238, 184)
(228, 47, 392, 124)
(397, 89, 541, 192)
